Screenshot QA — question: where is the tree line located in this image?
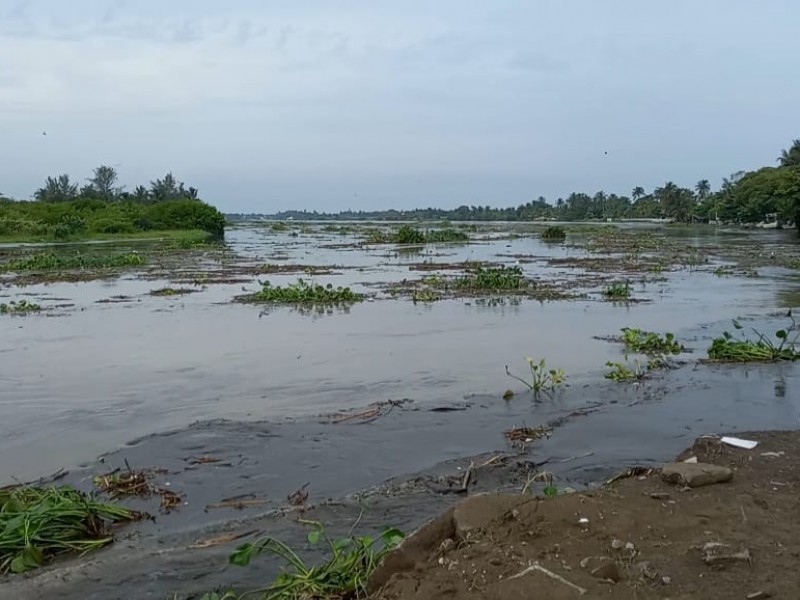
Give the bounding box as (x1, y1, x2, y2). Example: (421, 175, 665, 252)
(32, 166, 199, 204)
(254, 139, 800, 229)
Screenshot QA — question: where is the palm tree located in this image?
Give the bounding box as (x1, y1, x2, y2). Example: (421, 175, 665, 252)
(34, 174, 78, 202)
(631, 186, 645, 202)
(88, 165, 123, 201)
(695, 179, 711, 200)
(778, 139, 800, 167)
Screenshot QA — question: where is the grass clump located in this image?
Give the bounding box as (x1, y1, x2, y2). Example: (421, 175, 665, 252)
(459, 265, 525, 290)
(505, 357, 566, 395)
(201, 521, 404, 600)
(620, 328, 684, 355)
(0, 485, 139, 574)
(708, 317, 800, 362)
(0, 300, 41, 314)
(541, 226, 566, 241)
(0, 252, 146, 272)
(602, 282, 631, 299)
(247, 279, 363, 304)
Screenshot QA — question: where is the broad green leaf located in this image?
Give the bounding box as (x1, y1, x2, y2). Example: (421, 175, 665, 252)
(307, 529, 321, 545)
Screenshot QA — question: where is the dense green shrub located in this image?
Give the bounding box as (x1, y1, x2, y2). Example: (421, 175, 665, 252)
(0, 198, 226, 239)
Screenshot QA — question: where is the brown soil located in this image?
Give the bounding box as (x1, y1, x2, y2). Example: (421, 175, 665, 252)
(371, 430, 800, 599)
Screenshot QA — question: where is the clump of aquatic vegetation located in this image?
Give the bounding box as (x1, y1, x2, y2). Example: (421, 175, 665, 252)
(0, 485, 139, 574)
(541, 226, 566, 241)
(149, 287, 197, 297)
(412, 288, 440, 303)
(245, 279, 364, 303)
(366, 225, 469, 245)
(605, 360, 646, 382)
(0, 300, 41, 314)
(506, 357, 567, 395)
(602, 282, 631, 299)
(0, 252, 147, 272)
(200, 521, 404, 600)
(708, 316, 800, 362)
(459, 265, 525, 290)
(620, 328, 684, 355)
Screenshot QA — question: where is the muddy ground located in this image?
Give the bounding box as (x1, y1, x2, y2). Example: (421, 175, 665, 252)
(372, 430, 800, 599)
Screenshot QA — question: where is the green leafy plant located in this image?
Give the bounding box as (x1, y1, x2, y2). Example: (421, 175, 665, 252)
(620, 328, 684, 355)
(541, 226, 566, 241)
(605, 360, 646, 382)
(0, 485, 138, 574)
(602, 282, 631, 299)
(246, 279, 364, 304)
(459, 265, 525, 290)
(0, 300, 41, 314)
(505, 357, 567, 395)
(221, 521, 404, 600)
(708, 316, 800, 362)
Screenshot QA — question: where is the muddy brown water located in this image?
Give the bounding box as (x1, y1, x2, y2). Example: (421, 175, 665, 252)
(2, 223, 800, 599)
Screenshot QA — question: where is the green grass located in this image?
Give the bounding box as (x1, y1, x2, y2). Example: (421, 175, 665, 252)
(620, 328, 684, 355)
(200, 521, 404, 600)
(0, 251, 147, 272)
(458, 265, 525, 290)
(708, 318, 800, 361)
(245, 279, 364, 303)
(0, 485, 138, 574)
(0, 300, 41, 314)
(0, 229, 212, 244)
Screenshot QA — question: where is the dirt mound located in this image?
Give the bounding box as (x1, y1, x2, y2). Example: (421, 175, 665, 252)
(371, 431, 800, 599)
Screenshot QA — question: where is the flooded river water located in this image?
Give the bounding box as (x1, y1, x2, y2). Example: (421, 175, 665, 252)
(3, 223, 800, 599)
(2, 224, 800, 481)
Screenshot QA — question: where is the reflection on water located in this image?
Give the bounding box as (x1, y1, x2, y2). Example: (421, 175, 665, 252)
(2, 223, 800, 480)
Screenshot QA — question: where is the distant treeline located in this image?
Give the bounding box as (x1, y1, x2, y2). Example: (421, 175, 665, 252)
(0, 166, 226, 239)
(231, 139, 800, 229)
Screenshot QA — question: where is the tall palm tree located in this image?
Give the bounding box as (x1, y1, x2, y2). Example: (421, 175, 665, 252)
(695, 179, 711, 200)
(631, 186, 645, 202)
(778, 139, 800, 167)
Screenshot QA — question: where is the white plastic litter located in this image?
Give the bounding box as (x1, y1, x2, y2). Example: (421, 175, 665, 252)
(683, 456, 698, 463)
(720, 436, 758, 450)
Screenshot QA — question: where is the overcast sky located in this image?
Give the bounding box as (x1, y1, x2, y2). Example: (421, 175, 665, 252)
(1, 1, 798, 212)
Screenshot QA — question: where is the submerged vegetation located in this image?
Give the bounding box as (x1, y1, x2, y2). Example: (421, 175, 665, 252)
(0, 251, 147, 272)
(620, 328, 684, 355)
(0, 300, 41, 314)
(458, 265, 525, 290)
(200, 522, 404, 600)
(602, 282, 631, 299)
(367, 225, 469, 245)
(708, 317, 800, 362)
(605, 360, 646, 382)
(0, 485, 138, 574)
(505, 357, 567, 395)
(243, 279, 364, 304)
